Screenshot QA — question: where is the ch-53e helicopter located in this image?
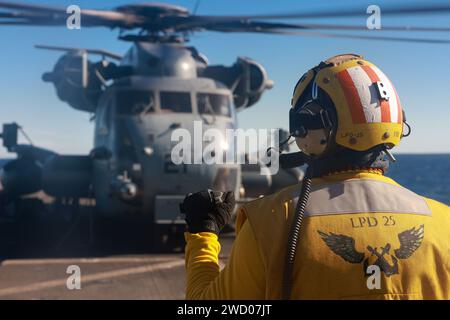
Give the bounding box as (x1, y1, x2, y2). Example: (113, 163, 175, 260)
(1, 2, 450, 249)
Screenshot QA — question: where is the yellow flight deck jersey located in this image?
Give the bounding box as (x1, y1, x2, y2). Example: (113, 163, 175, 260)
(185, 171, 450, 299)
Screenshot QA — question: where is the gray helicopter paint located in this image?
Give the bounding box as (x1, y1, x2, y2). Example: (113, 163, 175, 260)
(90, 43, 232, 216)
(116, 75, 229, 92)
(121, 43, 205, 79)
(92, 74, 240, 217)
(1, 41, 272, 223)
(131, 113, 240, 217)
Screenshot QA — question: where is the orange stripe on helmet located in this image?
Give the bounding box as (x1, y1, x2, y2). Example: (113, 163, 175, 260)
(384, 74, 403, 124)
(380, 100, 392, 123)
(336, 69, 366, 124)
(361, 65, 391, 123)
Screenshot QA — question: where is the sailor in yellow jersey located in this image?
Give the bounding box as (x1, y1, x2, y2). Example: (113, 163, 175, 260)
(181, 54, 450, 300)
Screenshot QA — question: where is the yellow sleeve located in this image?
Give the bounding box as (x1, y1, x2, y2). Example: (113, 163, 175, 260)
(184, 220, 265, 299)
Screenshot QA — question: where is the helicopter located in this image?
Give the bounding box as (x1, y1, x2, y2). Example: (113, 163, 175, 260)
(1, 2, 450, 248)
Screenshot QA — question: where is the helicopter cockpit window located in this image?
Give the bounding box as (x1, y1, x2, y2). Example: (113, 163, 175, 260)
(116, 91, 155, 115)
(160, 92, 192, 113)
(197, 93, 231, 117)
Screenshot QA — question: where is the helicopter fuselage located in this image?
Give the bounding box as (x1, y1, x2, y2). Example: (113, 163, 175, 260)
(93, 75, 240, 222)
(1, 41, 274, 230)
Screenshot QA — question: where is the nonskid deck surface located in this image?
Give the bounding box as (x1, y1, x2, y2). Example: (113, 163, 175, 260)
(0, 224, 234, 300)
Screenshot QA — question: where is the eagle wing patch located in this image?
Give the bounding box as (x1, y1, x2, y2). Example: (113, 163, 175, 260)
(317, 231, 365, 264)
(394, 224, 424, 259)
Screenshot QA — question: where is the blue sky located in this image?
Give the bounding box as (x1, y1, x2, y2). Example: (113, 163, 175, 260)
(0, 0, 450, 157)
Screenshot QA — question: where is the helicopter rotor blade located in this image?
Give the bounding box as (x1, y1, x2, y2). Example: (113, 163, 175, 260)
(0, 1, 66, 14)
(77, 9, 142, 28)
(239, 29, 450, 45)
(0, 11, 44, 18)
(291, 24, 450, 33)
(192, 3, 450, 21)
(0, 1, 140, 28)
(2, 1, 450, 21)
(0, 18, 64, 26)
(185, 20, 450, 33)
(1, 1, 450, 44)
(35, 44, 123, 60)
(4, 13, 450, 34)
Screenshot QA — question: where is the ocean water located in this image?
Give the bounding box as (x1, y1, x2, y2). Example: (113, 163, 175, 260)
(387, 154, 450, 205)
(1, 155, 449, 205)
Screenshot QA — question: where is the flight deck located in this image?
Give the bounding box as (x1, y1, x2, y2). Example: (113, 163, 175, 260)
(0, 234, 234, 299)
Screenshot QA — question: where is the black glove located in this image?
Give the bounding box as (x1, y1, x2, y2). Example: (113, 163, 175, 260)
(180, 189, 235, 235)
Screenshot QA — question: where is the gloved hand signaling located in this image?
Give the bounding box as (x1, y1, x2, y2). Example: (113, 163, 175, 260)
(180, 190, 235, 235)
